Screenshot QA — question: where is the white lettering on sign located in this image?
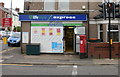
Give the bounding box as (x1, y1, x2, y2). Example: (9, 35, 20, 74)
(53, 16, 76, 20)
(33, 15, 39, 19)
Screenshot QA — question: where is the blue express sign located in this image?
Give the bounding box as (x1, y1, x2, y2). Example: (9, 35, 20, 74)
(19, 14, 87, 21)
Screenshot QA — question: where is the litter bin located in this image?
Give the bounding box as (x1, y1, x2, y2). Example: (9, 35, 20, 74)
(26, 44, 40, 55)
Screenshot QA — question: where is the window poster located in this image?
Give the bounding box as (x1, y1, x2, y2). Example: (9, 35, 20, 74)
(49, 28, 53, 35)
(31, 26, 63, 53)
(22, 32, 29, 43)
(33, 29, 39, 35)
(41, 28, 46, 35)
(57, 28, 61, 35)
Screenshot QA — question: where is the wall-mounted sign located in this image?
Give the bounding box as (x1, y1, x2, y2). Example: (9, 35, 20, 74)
(31, 23, 83, 26)
(74, 27, 86, 35)
(19, 14, 87, 21)
(49, 22, 63, 26)
(2, 18, 12, 27)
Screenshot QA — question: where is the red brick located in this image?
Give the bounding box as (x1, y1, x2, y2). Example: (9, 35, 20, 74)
(88, 42, 120, 58)
(0, 3, 5, 26)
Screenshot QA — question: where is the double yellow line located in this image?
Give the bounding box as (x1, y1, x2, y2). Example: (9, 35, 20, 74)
(0, 64, 33, 66)
(0, 47, 18, 53)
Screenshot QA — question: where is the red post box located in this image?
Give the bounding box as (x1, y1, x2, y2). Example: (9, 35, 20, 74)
(80, 35, 87, 59)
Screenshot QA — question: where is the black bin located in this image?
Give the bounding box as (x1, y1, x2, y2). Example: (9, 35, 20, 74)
(26, 44, 40, 55)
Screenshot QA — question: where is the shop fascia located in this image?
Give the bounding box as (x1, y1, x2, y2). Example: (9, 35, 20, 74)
(29, 15, 76, 20)
(19, 14, 87, 21)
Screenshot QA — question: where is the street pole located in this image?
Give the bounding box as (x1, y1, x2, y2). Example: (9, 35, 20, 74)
(10, 0, 12, 31)
(87, 0, 90, 58)
(11, 0, 12, 18)
(108, 2, 112, 59)
(88, 0, 90, 40)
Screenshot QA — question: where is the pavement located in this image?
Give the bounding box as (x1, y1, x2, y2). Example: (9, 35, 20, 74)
(0, 39, 119, 66)
(0, 40, 8, 51)
(2, 53, 119, 65)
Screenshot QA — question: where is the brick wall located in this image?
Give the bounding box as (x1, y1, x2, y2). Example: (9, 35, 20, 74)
(24, 1, 101, 19)
(0, 3, 4, 26)
(24, 1, 43, 10)
(21, 21, 31, 54)
(88, 43, 120, 58)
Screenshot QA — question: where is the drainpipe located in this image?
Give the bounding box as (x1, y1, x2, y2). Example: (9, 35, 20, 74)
(87, 0, 90, 58)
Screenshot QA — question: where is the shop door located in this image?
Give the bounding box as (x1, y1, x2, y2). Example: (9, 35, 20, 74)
(64, 27, 74, 52)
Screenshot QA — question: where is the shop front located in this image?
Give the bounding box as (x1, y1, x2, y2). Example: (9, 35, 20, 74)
(19, 13, 87, 54)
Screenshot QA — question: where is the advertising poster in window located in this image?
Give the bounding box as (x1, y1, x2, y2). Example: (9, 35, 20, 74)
(31, 23, 63, 53)
(22, 32, 29, 43)
(49, 28, 53, 35)
(41, 28, 46, 35)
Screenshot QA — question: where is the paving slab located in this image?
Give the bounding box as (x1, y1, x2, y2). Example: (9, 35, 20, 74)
(3, 54, 119, 65)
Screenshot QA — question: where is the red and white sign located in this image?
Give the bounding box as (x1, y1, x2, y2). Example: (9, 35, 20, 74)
(2, 18, 12, 27)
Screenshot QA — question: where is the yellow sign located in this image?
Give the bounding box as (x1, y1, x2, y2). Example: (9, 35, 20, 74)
(49, 30, 53, 33)
(57, 33, 60, 35)
(3, 37, 7, 44)
(42, 30, 45, 33)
